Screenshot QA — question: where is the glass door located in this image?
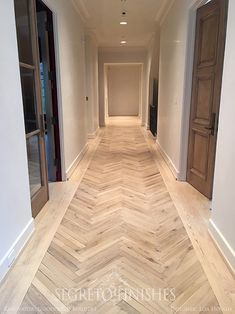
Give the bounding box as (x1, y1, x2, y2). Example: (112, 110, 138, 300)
(14, 0, 49, 217)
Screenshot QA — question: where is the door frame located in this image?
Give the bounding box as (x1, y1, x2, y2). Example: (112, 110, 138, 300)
(178, 0, 218, 181)
(103, 63, 143, 125)
(39, 0, 66, 181)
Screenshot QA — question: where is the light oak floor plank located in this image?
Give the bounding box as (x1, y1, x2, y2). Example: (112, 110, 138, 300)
(18, 119, 226, 313)
(0, 117, 234, 313)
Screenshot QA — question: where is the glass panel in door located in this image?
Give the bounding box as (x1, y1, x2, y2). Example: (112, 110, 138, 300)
(26, 134, 42, 196)
(14, 0, 49, 217)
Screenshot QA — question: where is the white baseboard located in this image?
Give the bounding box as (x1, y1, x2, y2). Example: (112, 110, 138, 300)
(147, 130, 156, 139)
(177, 171, 187, 182)
(88, 127, 100, 139)
(156, 140, 179, 179)
(0, 218, 35, 282)
(66, 144, 89, 180)
(208, 219, 235, 274)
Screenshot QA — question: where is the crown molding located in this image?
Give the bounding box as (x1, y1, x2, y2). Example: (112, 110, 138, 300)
(71, 0, 90, 24)
(98, 46, 147, 53)
(72, 0, 99, 43)
(155, 0, 176, 26)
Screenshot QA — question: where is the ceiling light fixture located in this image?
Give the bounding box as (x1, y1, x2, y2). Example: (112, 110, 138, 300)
(120, 0, 127, 44)
(120, 0, 127, 26)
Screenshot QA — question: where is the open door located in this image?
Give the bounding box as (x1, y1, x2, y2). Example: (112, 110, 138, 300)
(36, 0, 62, 182)
(187, 0, 228, 199)
(14, 0, 49, 217)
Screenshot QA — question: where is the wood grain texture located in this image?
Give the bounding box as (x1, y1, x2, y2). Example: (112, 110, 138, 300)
(187, 0, 228, 198)
(16, 121, 224, 313)
(0, 134, 101, 314)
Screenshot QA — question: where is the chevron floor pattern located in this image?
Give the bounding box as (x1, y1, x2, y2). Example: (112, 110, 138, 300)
(18, 122, 221, 313)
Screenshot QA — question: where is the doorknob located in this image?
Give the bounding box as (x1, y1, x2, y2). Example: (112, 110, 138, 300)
(205, 113, 216, 136)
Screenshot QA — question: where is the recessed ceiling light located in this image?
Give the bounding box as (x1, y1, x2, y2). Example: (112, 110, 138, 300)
(120, 21, 127, 25)
(121, 40, 127, 44)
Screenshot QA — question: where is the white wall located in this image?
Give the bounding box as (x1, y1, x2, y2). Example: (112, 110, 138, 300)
(209, 0, 235, 271)
(45, 0, 88, 176)
(98, 47, 147, 126)
(158, 0, 196, 177)
(85, 32, 99, 136)
(108, 65, 140, 116)
(0, 0, 34, 282)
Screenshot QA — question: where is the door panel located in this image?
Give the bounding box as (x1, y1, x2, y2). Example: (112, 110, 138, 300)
(187, 0, 228, 198)
(190, 131, 210, 179)
(15, 0, 49, 217)
(194, 74, 215, 124)
(198, 13, 219, 66)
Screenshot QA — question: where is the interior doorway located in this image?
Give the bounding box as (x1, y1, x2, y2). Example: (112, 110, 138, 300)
(186, 0, 228, 199)
(36, 0, 62, 182)
(14, 0, 62, 217)
(105, 64, 142, 119)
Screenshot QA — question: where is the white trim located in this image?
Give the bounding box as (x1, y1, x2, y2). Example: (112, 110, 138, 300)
(71, 0, 90, 23)
(159, 0, 176, 26)
(99, 46, 146, 53)
(145, 123, 150, 130)
(156, 140, 179, 179)
(147, 130, 156, 140)
(155, 0, 174, 23)
(103, 63, 144, 125)
(88, 127, 100, 139)
(0, 219, 35, 283)
(208, 219, 235, 274)
(66, 144, 89, 180)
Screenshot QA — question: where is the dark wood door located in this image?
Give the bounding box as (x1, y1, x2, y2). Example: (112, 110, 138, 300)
(187, 0, 228, 199)
(14, 0, 49, 217)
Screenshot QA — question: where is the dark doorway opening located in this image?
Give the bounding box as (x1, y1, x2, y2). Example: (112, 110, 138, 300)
(36, 0, 62, 182)
(149, 78, 158, 137)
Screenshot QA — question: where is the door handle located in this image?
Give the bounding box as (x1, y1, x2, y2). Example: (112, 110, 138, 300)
(204, 113, 216, 136)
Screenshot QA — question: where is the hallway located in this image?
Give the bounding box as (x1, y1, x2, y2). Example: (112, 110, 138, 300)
(1, 0, 235, 313)
(15, 118, 220, 313)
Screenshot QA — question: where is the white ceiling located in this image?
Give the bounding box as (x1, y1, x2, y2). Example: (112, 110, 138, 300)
(73, 0, 171, 47)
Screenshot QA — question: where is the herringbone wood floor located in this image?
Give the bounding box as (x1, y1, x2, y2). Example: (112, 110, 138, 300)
(19, 122, 221, 313)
